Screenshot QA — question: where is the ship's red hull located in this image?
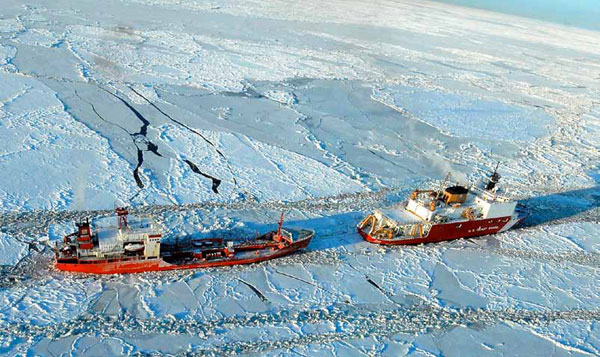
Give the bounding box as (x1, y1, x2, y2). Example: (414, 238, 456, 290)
(56, 236, 312, 274)
(358, 215, 525, 245)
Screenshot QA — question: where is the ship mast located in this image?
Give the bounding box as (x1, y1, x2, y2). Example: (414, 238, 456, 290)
(115, 207, 129, 229)
(485, 162, 501, 191)
(277, 211, 285, 238)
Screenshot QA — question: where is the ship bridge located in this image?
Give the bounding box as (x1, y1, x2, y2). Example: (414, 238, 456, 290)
(404, 182, 516, 222)
(90, 215, 162, 258)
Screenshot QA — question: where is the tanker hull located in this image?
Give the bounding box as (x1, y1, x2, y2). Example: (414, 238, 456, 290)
(56, 231, 313, 274)
(56, 208, 313, 275)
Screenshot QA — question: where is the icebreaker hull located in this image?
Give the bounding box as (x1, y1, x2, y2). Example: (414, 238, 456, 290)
(358, 215, 526, 245)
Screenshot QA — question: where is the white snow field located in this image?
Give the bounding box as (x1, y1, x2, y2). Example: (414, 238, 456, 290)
(1, 0, 599, 355)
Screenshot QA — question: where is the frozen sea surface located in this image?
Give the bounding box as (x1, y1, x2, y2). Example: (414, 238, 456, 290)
(373, 85, 554, 142)
(0, 0, 599, 355)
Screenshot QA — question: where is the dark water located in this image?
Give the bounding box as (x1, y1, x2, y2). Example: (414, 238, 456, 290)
(432, 0, 600, 32)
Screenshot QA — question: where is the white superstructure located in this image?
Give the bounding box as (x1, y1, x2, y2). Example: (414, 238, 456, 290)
(75, 209, 162, 259)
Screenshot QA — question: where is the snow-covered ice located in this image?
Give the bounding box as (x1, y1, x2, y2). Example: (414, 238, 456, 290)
(0, 0, 599, 355)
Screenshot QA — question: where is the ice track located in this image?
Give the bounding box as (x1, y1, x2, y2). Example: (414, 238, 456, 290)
(4, 301, 600, 355)
(2, 183, 598, 239)
(0, 187, 401, 239)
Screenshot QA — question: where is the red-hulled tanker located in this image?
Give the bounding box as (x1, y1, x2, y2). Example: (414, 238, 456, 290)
(358, 167, 527, 245)
(55, 209, 313, 274)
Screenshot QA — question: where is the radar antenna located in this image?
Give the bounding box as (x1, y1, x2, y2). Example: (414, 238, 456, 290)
(485, 162, 501, 191)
